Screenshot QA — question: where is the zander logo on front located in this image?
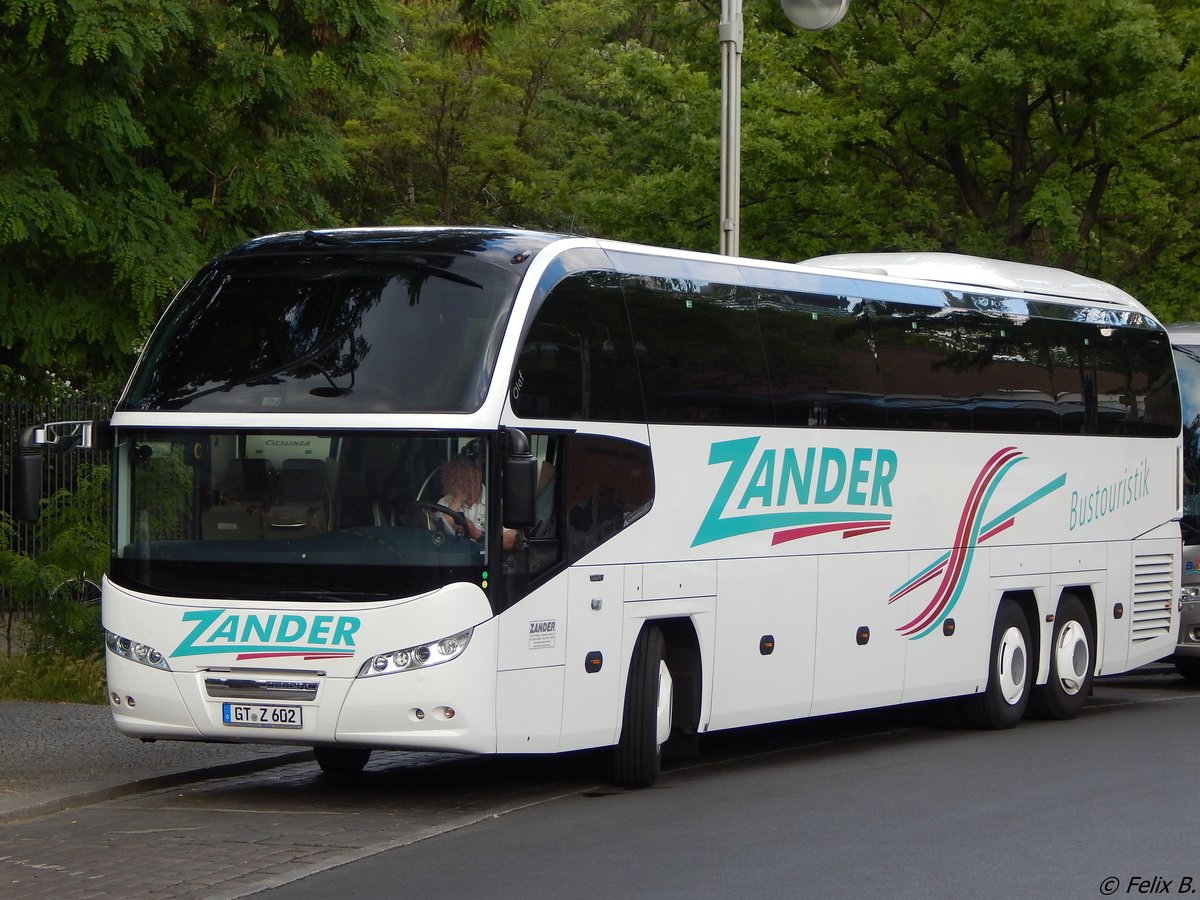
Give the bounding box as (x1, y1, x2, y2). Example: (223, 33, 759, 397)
(171, 609, 361, 661)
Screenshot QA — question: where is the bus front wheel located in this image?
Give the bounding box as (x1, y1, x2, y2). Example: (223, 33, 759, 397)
(613, 624, 672, 789)
(314, 746, 371, 776)
(1028, 593, 1094, 719)
(962, 600, 1032, 729)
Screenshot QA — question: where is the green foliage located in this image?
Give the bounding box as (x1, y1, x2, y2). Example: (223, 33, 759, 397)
(0, 653, 107, 704)
(1, 464, 109, 661)
(0, 0, 397, 400)
(35, 463, 110, 586)
(22, 585, 102, 662)
(753, 0, 1200, 314)
(5, 0, 1200, 399)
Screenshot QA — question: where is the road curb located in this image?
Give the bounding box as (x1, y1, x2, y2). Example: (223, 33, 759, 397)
(0, 750, 313, 825)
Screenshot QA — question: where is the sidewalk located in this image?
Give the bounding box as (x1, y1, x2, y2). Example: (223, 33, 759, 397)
(0, 701, 309, 823)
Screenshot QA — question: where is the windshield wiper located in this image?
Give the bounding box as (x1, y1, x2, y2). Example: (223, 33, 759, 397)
(302, 230, 354, 247)
(284, 590, 394, 602)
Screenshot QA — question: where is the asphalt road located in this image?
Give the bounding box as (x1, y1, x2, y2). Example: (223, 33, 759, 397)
(0, 665, 1196, 899)
(256, 666, 1200, 900)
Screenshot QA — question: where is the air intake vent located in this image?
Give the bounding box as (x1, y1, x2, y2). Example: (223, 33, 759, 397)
(1131, 552, 1175, 642)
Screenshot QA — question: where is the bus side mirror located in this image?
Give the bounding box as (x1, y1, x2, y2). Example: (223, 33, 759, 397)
(12, 426, 43, 523)
(9, 420, 112, 524)
(502, 428, 537, 530)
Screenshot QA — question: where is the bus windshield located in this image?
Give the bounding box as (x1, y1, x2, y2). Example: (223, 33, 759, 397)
(120, 250, 520, 414)
(110, 430, 495, 601)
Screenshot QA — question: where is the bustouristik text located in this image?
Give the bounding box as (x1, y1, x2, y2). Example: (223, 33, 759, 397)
(1068, 458, 1151, 531)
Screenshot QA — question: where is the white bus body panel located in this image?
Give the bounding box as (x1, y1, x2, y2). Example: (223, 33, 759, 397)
(104, 579, 500, 754)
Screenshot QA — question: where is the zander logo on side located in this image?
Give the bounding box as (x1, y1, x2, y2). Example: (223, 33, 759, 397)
(692, 436, 898, 548)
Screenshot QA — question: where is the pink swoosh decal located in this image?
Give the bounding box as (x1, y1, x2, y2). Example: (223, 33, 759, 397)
(898, 447, 1020, 635)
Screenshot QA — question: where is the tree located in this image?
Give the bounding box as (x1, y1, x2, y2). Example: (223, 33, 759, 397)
(743, 0, 1200, 318)
(0, 0, 397, 398)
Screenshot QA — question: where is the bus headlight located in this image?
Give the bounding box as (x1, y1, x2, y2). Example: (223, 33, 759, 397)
(357, 628, 473, 678)
(105, 630, 172, 671)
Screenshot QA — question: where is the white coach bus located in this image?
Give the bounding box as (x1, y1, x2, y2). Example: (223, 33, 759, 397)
(14, 230, 1183, 787)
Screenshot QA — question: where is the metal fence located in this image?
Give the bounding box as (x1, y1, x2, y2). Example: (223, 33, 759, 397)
(2, 398, 114, 596)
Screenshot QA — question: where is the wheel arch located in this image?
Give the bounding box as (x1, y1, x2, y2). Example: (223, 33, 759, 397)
(1057, 586, 1097, 638)
(650, 616, 703, 742)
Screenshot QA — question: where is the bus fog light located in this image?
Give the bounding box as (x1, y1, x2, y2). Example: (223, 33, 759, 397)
(413, 708, 425, 720)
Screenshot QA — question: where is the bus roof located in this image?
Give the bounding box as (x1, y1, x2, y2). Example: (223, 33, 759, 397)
(801, 252, 1149, 313)
(1166, 322, 1200, 345)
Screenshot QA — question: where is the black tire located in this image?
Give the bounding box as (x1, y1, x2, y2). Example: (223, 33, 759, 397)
(962, 600, 1032, 729)
(1176, 660, 1200, 685)
(1028, 594, 1094, 720)
(314, 746, 371, 776)
(613, 624, 670, 789)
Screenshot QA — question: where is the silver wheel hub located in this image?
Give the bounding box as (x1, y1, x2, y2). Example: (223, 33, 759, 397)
(997, 625, 1028, 705)
(1054, 620, 1090, 695)
(655, 660, 673, 747)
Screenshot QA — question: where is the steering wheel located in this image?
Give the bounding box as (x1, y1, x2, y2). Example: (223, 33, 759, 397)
(392, 500, 474, 539)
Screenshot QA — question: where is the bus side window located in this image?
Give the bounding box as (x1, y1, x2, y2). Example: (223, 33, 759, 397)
(511, 271, 642, 422)
(514, 433, 564, 580)
(565, 435, 653, 565)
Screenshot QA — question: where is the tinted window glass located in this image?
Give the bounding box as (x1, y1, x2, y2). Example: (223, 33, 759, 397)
(1038, 313, 1178, 436)
(623, 276, 772, 425)
(124, 254, 519, 414)
(869, 301, 972, 431)
(511, 272, 643, 422)
(756, 290, 884, 428)
(953, 305, 1059, 433)
(565, 435, 654, 564)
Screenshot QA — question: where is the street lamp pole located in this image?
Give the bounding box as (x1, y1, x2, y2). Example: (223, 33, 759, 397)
(719, 0, 851, 258)
(719, 0, 743, 257)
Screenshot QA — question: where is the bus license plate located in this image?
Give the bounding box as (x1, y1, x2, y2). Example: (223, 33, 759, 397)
(222, 702, 302, 729)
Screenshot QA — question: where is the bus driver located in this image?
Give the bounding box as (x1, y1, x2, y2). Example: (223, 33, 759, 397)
(437, 456, 518, 550)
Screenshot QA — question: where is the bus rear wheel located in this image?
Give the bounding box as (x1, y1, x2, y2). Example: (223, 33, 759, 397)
(314, 746, 371, 776)
(613, 624, 672, 789)
(1029, 593, 1093, 720)
(962, 600, 1032, 729)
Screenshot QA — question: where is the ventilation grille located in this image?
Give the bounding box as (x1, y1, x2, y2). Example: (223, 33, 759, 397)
(1131, 552, 1175, 642)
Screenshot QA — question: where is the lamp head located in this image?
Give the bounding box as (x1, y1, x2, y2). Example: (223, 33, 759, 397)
(781, 0, 849, 30)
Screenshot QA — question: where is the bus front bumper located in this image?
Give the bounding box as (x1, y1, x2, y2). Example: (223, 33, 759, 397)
(104, 634, 499, 755)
